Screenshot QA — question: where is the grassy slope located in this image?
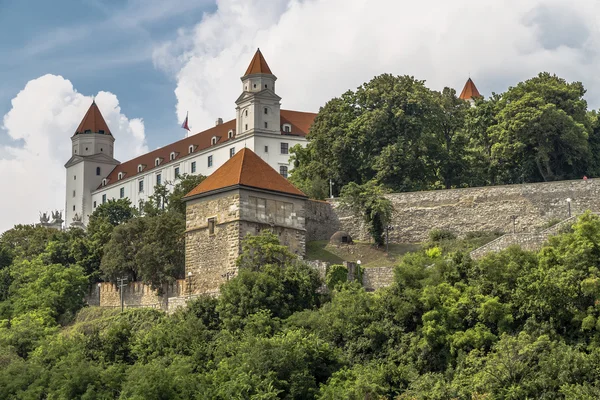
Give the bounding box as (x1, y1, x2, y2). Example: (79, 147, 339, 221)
(306, 232, 501, 268)
(305, 240, 421, 268)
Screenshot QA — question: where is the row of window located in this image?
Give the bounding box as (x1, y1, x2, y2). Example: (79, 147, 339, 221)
(96, 143, 291, 200)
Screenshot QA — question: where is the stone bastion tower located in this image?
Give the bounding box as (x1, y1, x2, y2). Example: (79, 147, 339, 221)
(182, 148, 308, 295)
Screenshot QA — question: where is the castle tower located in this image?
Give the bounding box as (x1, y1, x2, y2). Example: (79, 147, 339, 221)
(459, 78, 482, 105)
(183, 148, 307, 295)
(235, 49, 282, 137)
(65, 101, 119, 226)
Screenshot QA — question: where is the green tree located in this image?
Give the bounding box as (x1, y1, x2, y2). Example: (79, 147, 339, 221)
(291, 74, 444, 193)
(9, 257, 87, 322)
(100, 213, 185, 288)
(136, 212, 185, 291)
(167, 173, 206, 214)
(0, 224, 58, 260)
(340, 180, 392, 246)
(490, 72, 591, 183)
(218, 231, 322, 330)
(88, 198, 137, 228)
(465, 94, 501, 185)
(432, 87, 471, 189)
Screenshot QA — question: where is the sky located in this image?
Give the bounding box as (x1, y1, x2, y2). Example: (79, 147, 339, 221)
(2, 0, 600, 232)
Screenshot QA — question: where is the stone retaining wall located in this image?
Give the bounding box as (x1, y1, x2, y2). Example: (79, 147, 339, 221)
(305, 200, 341, 241)
(469, 213, 585, 259)
(334, 178, 600, 243)
(362, 267, 395, 292)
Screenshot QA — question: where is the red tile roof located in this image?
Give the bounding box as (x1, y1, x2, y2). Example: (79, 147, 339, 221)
(75, 101, 112, 135)
(96, 110, 316, 190)
(184, 148, 306, 199)
(459, 78, 482, 100)
(244, 49, 273, 76)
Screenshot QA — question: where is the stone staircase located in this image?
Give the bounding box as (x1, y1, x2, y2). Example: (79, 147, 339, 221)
(469, 213, 590, 260)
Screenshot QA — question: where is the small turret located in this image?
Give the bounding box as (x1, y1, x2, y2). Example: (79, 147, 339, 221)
(459, 78, 482, 105)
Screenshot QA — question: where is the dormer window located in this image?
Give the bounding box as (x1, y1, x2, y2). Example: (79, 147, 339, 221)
(211, 136, 217, 145)
(189, 145, 194, 154)
(155, 158, 161, 167)
(282, 124, 291, 133)
(228, 130, 234, 139)
(137, 164, 144, 173)
(84, 130, 91, 134)
(102, 178, 107, 187)
(98, 130, 105, 134)
(117, 172, 124, 180)
(170, 152, 176, 161)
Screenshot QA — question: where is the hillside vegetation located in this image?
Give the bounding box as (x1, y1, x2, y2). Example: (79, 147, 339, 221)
(3, 214, 600, 398)
(2, 71, 600, 399)
(291, 72, 600, 198)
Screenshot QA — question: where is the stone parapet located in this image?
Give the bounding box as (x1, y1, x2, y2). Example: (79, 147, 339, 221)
(84, 280, 185, 311)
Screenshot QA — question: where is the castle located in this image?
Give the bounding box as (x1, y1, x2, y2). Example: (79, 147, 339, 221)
(64, 49, 318, 228)
(63, 48, 482, 229)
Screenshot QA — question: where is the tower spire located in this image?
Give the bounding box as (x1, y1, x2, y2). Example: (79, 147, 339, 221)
(459, 78, 482, 101)
(75, 101, 112, 135)
(243, 48, 273, 76)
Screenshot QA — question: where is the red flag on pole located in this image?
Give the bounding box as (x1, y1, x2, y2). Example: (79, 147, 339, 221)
(181, 112, 190, 131)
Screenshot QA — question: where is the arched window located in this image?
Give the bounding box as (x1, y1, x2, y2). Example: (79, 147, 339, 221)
(155, 158, 161, 167)
(228, 130, 234, 139)
(264, 107, 268, 115)
(211, 137, 217, 145)
(96, 167, 101, 176)
(117, 172, 123, 180)
(137, 164, 143, 173)
(170, 152, 176, 161)
(189, 145, 194, 154)
(282, 124, 292, 133)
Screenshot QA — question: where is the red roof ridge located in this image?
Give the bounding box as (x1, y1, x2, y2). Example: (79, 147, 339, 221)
(184, 148, 306, 199)
(459, 78, 482, 100)
(244, 48, 273, 76)
(75, 101, 112, 135)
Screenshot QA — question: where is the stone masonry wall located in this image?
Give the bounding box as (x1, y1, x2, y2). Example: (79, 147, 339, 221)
(85, 280, 185, 311)
(185, 191, 241, 296)
(333, 179, 600, 243)
(362, 267, 395, 292)
(305, 200, 341, 241)
(239, 189, 307, 257)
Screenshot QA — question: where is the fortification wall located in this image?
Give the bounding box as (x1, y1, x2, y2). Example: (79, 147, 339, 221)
(85, 280, 186, 311)
(362, 267, 395, 292)
(305, 200, 341, 241)
(333, 179, 600, 243)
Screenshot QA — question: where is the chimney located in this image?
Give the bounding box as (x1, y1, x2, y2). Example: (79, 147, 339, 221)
(215, 118, 223, 126)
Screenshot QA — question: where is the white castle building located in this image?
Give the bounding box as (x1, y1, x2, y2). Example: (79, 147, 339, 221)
(65, 49, 317, 227)
(64, 47, 482, 228)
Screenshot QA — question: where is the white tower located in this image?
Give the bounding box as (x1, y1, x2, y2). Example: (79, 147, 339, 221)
(235, 49, 282, 137)
(65, 101, 119, 227)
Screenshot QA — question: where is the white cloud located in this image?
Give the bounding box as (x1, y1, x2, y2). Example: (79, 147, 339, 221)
(153, 0, 600, 132)
(0, 74, 147, 233)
